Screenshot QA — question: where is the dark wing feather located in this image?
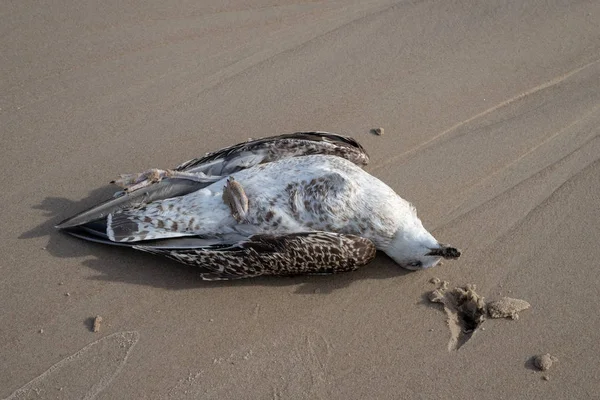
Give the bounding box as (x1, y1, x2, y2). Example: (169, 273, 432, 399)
(174, 131, 369, 174)
(61, 224, 248, 249)
(134, 231, 377, 280)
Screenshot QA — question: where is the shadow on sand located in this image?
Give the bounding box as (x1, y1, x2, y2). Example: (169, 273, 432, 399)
(19, 188, 411, 294)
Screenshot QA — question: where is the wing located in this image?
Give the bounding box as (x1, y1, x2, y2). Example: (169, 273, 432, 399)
(175, 131, 370, 175)
(56, 131, 368, 230)
(134, 231, 377, 280)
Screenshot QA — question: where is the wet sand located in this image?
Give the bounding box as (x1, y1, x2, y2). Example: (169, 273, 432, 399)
(2, 1, 600, 398)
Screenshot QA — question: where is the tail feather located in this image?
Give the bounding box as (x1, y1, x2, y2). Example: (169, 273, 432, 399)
(63, 226, 135, 247)
(64, 224, 246, 249)
(55, 179, 210, 229)
(106, 212, 192, 242)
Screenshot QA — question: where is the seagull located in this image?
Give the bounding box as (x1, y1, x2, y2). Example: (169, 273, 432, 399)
(57, 131, 460, 280)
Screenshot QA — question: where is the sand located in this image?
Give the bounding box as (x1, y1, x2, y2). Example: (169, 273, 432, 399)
(92, 316, 103, 333)
(487, 297, 531, 320)
(2, 0, 600, 398)
(533, 354, 558, 372)
(428, 283, 487, 351)
(427, 281, 531, 351)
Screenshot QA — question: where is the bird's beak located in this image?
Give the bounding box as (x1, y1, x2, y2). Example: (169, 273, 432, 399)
(427, 244, 461, 259)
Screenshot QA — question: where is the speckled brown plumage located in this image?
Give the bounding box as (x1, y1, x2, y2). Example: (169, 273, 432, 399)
(175, 131, 369, 174)
(134, 232, 377, 280)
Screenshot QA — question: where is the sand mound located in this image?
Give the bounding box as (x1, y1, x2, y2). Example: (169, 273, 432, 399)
(532, 354, 558, 371)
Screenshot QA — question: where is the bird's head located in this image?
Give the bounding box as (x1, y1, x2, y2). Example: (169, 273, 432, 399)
(385, 220, 461, 270)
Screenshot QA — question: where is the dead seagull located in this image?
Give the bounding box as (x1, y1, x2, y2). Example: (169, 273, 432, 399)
(56, 131, 460, 280)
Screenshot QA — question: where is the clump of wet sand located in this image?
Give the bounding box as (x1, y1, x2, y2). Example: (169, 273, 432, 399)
(92, 316, 103, 333)
(487, 297, 531, 320)
(533, 353, 558, 371)
(428, 283, 487, 350)
(427, 279, 531, 351)
(370, 127, 384, 136)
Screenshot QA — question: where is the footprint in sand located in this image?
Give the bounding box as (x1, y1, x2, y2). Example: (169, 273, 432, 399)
(3, 331, 139, 400)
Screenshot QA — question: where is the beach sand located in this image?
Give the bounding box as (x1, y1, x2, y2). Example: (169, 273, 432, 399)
(2, 0, 599, 398)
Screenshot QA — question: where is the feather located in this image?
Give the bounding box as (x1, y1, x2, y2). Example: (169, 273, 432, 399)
(175, 131, 369, 174)
(55, 179, 216, 229)
(134, 231, 377, 280)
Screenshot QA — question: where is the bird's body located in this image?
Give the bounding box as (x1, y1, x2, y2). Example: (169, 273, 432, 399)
(109, 155, 408, 247)
(58, 132, 460, 279)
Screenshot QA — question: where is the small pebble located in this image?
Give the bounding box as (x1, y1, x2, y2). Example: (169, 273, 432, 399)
(543, 375, 550, 381)
(209, 319, 214, 322)
(371, 127, 384, 136)
(39, 329, 44, 334)
(429, 277, 440, 285)
(65, 292, 70, 297)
